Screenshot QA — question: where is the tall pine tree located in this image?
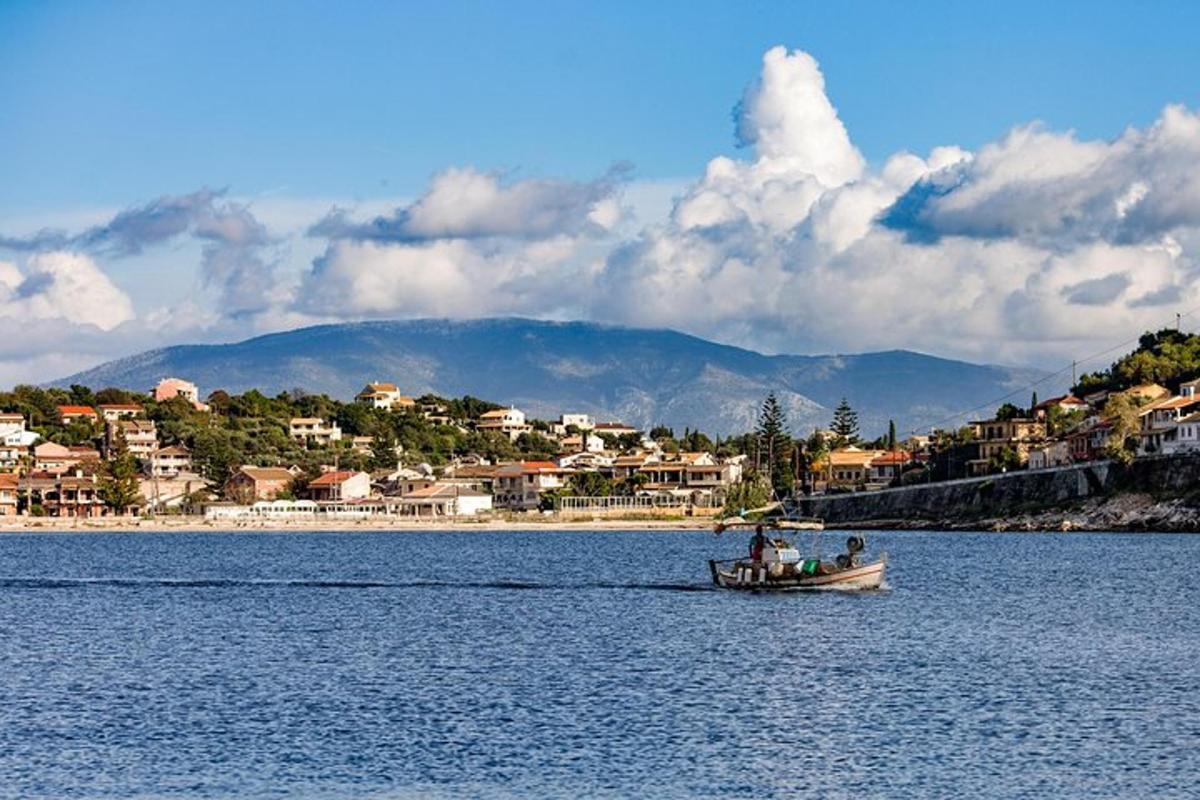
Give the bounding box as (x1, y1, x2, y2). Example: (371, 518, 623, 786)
(831, 398, 859, 444)
(887, 419, 897, 451)
(99, 429, 141, 515)
(756, 393, 794, 496)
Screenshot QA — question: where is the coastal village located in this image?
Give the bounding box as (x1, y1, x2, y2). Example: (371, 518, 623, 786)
(2, 328, 1198, 524)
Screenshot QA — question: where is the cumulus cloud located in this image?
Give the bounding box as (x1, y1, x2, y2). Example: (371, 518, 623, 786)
(279, 44, 1200, 367)
(0, 252, 133, 330)
(883, 106, 1200, 246)
(0, 188, 277, 315)
(309, 166, 627, 243)
(10, 43, 1200, 388)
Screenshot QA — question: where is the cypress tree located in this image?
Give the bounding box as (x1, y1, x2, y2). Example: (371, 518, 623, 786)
(887, 419, 897, 450)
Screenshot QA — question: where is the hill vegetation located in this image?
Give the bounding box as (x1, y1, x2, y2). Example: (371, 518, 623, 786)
(1076, 329, 1200, 395)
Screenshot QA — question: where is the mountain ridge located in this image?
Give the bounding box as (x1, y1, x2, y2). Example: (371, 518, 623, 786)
(53, 317, 1052, 436)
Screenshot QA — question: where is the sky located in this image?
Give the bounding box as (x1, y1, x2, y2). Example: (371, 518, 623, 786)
(3, 0, 1200, 386)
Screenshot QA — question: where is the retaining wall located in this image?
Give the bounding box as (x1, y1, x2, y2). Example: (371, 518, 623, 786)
(796, 453, 1200, 525)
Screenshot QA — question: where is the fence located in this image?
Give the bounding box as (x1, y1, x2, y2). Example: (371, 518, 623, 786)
(557, 494, 721, 517)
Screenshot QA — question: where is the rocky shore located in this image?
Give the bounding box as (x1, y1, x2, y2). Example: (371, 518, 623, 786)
(838, 493, 1200, 533)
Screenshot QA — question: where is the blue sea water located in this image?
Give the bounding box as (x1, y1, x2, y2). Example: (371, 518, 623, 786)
(0, 529, 1197, 799)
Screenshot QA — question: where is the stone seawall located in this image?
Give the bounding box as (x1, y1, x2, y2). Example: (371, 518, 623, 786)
(797, 454, 1200, 529)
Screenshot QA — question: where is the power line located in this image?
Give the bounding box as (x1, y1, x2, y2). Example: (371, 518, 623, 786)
(906, 306, 1200, 436)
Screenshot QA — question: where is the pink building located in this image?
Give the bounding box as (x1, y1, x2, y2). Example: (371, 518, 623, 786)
(154, 378, 209, 411)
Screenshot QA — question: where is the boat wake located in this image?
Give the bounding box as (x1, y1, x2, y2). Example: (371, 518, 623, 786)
(0, 577, 714, 592)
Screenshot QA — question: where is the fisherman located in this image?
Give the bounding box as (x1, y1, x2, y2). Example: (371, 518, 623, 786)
(750, 524, 767, 562)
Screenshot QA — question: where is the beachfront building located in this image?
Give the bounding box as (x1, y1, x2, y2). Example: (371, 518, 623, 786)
(22, 471, 107, 518)
(307, 470, 371, 503)
(288, 417, 343, 445)
(1027, 440, 1072, 470)
(1065, 417, 1112, 462)
(139, 471, 211, 511)
(400, 483, 493, 517)
(1137, 394, 1200, 455)
(476, 408, 532, 441)
(827, 447, 885, 488)
(966, 417, 1047, 475)
(224, 466, 295, 502)
(868, 451, 913, 484)
(494, 461, 567, 510)
(0, 473, 17, 516)
(1168, 411, 1200, 455)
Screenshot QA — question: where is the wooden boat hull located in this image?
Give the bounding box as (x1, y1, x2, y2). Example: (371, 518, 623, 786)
(710, 558, 886, 592)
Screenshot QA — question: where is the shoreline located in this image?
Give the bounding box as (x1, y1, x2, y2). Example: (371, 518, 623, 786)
(0, 517, 719, 534)
(0, 513, 1193, 534)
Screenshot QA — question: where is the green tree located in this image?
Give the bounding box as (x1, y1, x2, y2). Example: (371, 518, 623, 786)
(995, 402, 1024, 421)
(723, 475, 772, 515)
(1103, 392, 1142, 464)
(887, 419, 897, 450)
(830, 398, 859, 443)
(99, 430, 141, 514)
(757, 393, 794, 495)
(569, 470, 612, 497)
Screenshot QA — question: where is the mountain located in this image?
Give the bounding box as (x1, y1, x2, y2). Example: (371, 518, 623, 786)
(53, 318, 1052, 436)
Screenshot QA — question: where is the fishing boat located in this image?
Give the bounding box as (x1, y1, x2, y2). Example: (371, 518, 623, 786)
(709, 507, 886, 592)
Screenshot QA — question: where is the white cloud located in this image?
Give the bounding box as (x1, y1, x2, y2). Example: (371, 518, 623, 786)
(8, 44, 1200, 388)
(309, 166, 626, 243)
(0, 251, 133, 330)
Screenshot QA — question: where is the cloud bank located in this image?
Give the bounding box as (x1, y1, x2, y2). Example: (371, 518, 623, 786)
(5, 45, 1200, 385)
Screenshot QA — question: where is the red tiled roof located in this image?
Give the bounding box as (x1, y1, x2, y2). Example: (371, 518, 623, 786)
(870, 451, 913, 466)
(237, 467, 295, 482)
(58, 405, 97, 416)
(309, 470, 362, 486)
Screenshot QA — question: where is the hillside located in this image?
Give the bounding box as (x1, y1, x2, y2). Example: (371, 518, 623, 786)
(53, 318, 1050, 436)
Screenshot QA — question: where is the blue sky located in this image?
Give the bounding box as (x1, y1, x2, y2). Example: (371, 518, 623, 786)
(3, 1, 1200, 384)
(4, 0, 1199, 213)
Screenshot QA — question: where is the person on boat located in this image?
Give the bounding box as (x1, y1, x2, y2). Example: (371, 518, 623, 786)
(750, 525, 767, 562)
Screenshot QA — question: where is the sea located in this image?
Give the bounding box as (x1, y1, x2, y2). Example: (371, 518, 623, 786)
(0, 529, 1196, 799)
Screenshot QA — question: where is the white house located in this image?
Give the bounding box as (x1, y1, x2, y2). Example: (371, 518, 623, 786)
(1165, 411, 1200, 455)
(149, 445, 193, 477)
(356, 382, 415, 410)
(308, 470, 371, 502)
(552, 413, 595, 435)
(494, 461, 567, 510)
(98, 403, 144, 422)
(1028, 440, 1072, 470)
(477, 407, 532, 441)
(400, 483, 493, 517)
(289, 417, 343, 444)
(1138, 394, 1200, 455)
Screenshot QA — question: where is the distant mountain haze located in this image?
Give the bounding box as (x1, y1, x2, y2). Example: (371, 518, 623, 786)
(53, 318, 1051, 437)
